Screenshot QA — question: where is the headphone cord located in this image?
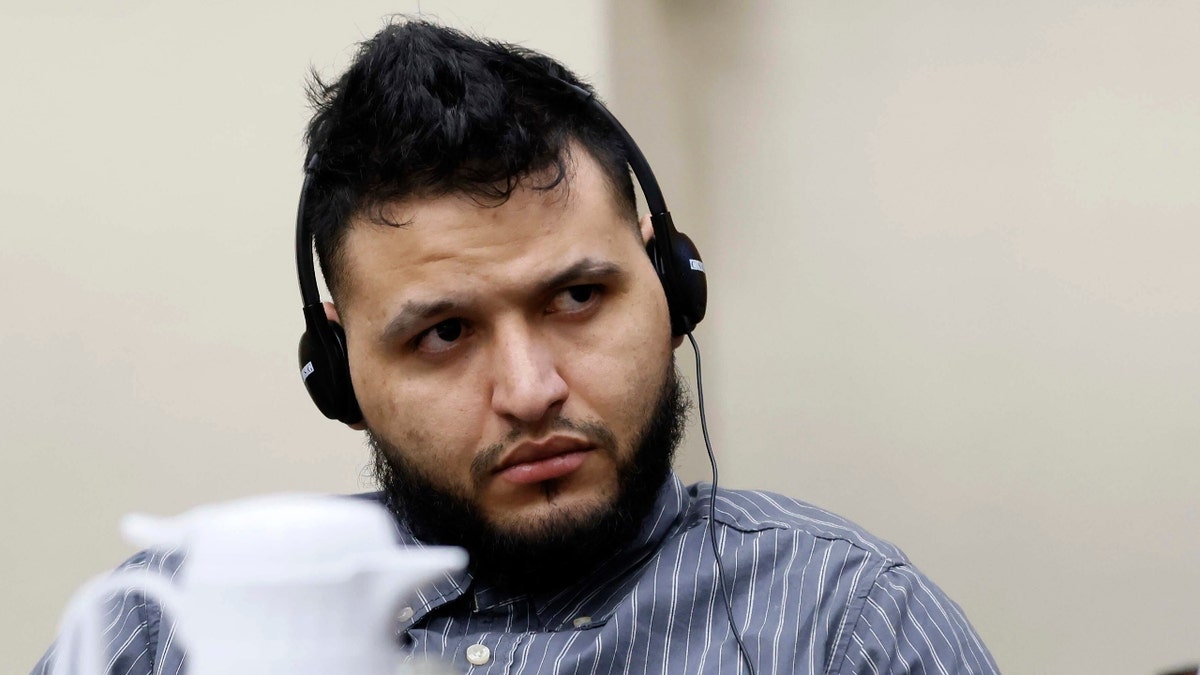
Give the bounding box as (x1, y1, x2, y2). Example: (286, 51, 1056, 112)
(687, 332, 757, 675)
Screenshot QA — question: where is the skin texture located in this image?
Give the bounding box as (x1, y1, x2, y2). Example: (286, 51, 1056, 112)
(330, 145, 678, 542)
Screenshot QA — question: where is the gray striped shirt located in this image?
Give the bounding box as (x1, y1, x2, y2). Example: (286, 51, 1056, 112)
(34, 475, 998, 673)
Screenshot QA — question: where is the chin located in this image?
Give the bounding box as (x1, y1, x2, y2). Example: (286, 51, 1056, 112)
(486, 482, 616, 536)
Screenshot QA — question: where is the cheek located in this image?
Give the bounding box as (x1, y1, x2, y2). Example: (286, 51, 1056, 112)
(565, 293, 673, 426)
(354, 362, 490, 470)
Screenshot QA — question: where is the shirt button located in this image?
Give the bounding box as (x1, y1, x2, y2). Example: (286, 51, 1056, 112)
(572, 616, 592, 628)
(397, 606, 414, 622)
(465, 643, 491, 666)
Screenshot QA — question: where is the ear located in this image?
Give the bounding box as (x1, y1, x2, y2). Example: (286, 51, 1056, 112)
(322, 301, 367, 431)
(323, 301, 341, 324)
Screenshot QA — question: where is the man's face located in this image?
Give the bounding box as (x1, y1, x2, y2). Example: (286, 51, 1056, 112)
(335, 147, 680, 583)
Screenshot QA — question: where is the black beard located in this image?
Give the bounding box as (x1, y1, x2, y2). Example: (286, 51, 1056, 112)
(368, 364, 689, 593)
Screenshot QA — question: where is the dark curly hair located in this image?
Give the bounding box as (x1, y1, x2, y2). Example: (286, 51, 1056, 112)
(303, 19, 638, 299)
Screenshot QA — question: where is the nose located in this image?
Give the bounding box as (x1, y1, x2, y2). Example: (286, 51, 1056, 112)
(489, 323, 569, 425)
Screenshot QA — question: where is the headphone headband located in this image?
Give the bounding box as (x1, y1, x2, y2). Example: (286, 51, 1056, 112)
(296, 157, 323, 309)
(558, 82, 668, 216)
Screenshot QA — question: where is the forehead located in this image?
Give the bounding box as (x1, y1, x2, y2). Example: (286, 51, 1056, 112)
(336, 148, 641, 313)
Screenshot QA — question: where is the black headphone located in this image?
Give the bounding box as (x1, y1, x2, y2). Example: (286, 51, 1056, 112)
(296, 84, 707, 425)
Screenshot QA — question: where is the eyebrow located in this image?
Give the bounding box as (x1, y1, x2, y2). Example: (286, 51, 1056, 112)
(379, 298, 462, 345)
(378, 257, 627, 345)
(536, 257, 625, 298)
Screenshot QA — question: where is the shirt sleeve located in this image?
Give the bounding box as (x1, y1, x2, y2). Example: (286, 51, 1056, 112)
(835, 562, 999, 675)
(30, 550, 186, 675)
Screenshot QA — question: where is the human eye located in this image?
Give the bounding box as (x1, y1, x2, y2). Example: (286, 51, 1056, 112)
(546, 284, 603, 315)
(412, 318, 470, 355)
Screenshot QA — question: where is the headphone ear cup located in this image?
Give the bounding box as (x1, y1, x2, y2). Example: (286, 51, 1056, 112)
(298, 318, 363, 425)
(666, 229, 707, 333)
(648, 228, 708, 336)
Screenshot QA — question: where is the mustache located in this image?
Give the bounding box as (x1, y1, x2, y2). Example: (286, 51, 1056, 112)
(469, 416, 619, 484)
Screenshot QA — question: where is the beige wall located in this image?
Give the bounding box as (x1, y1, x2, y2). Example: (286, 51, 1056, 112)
(612, 2, 1200, 674)
(4, 2, 1199, 674)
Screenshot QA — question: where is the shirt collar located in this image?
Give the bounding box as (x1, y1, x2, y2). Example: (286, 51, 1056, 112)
(532, 472, 695, 629)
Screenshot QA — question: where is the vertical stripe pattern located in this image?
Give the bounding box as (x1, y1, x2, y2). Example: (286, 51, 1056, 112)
(33, 475, 998, 674)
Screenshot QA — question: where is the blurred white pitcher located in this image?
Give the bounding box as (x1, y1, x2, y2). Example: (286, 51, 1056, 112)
(53, 494, 467, 675)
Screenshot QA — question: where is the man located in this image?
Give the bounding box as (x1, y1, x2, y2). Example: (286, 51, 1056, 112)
(36, 20, 998, 674)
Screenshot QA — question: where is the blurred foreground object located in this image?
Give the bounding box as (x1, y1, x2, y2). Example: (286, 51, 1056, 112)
(51, 494, 466, 675)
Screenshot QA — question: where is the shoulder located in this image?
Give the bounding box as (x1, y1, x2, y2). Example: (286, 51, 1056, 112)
(681, 484, 999, 672)
(118, 547, 187, 576)
(31, 548, 188, 675)
(108, 549, 188, 669)
(841, 559, 1000, 673)
(684, 482, 909, 563)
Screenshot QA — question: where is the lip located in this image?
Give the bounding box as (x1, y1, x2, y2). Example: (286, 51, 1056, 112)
(493, 435, 593, 474)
